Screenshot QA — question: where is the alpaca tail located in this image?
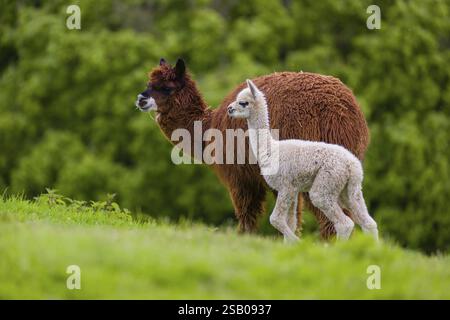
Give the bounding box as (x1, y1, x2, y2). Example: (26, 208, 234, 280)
(346, 160, 364, 201)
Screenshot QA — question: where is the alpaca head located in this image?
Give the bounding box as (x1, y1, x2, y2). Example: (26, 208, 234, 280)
(227, 79, 264, 119)
(135, 58, 187, 113)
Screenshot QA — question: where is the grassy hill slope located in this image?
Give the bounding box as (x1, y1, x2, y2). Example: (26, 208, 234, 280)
(0, 196, 449, 299)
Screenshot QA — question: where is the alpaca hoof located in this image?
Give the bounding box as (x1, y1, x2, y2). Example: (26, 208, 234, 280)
(283, 235, 300, 244)
(363, 227, 379, 242)
(336, 234, 350, 241)
(335, 220, 354, 240)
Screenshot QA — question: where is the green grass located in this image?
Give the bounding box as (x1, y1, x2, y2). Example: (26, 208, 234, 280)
(0, 196, 449, 299)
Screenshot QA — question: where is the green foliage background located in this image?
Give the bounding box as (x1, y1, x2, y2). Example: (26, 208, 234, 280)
(0, 0, 449, 253)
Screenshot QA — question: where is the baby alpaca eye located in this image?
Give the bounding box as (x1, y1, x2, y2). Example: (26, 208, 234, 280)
(239, 101, 249, 107)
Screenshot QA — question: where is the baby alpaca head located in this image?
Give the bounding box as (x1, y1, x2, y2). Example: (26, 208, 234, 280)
(227, 79, 264, 119)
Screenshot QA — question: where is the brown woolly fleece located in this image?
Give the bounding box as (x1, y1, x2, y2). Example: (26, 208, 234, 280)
(144, 60, 369, 238)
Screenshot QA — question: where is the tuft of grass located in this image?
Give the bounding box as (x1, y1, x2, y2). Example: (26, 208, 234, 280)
(0, 195, 449, 299)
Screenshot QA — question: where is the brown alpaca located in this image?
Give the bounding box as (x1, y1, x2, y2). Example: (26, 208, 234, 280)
(136, 58, 369, 239)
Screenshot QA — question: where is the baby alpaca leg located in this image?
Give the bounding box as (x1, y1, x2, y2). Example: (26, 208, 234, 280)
(309, 175, 354, 240)
(346, 190, 379, 241)
(270, 189, 299, 243)
(286, 194, 299, 235)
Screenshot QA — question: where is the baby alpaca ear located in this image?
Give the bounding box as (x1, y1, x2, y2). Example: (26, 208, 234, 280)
(246, 79, 258, 98)
(159, 58, 167, 66)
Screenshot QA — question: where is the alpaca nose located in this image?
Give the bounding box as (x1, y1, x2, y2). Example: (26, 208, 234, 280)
(136, 95, 146, 106)
(136, 94, 149, 108)
(227, 106, 234, 114)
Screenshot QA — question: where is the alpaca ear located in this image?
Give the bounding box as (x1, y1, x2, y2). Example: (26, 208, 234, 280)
(246, 79, 258, 98)
(159, 58, 167, 66)
(175, 58, 186, 80)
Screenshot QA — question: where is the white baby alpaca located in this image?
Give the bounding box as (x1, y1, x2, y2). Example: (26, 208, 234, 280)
(227, 80, 379, 243)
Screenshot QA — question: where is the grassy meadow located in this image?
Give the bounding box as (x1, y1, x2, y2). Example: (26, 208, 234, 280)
(0, 195, 449, 299)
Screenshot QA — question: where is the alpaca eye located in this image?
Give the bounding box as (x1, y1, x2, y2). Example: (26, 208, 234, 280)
(158, 86, 172, 95)
(239, 101, 249, 107)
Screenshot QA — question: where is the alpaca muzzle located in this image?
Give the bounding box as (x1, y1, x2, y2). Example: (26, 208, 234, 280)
(135, 94, 157, 112)
(227, 103, 248, 119)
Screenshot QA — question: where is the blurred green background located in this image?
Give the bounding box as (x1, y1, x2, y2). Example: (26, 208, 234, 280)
(0, 0, 448, 253)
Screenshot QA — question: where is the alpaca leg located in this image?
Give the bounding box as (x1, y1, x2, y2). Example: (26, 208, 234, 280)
(229, 181, 266, 233)
(270, 189, 299, 243)
(346, 190, 379, 241)
(295, 193, 303, 235)
(273, 190, 303, 237)
(311, 200, 354, 240)
(303, 193, 336, 240)
(309, 174, 354, 240)
(287, 194, 299, 235)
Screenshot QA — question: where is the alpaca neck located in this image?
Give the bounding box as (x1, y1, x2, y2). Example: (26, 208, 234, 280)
(157, 85, 213, 154)
(246, 97, 276, 164)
